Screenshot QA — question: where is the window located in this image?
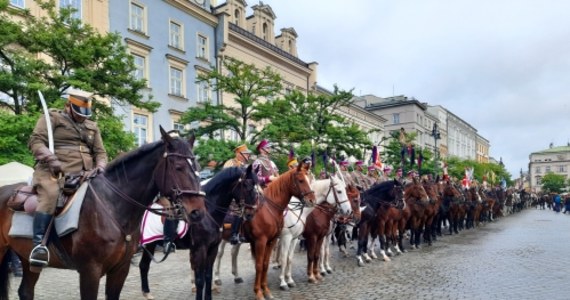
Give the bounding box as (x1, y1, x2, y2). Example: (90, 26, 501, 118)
(130, 2, 145, 33)
(197, 34, 208, 60)
(234, 9, 240, 25)
(393, 113, 400, 124)
(169, 67, 183, 96)
(197, 77, 210, 103)
(559, 165, 566, 172)
(173, 122, 185, 134)
(132, 54, 146, 81)
(9, 0, 25, 8)
(60, 0, 81, 19)
(535, 176, 542, 185)
(262, 23, 268, 40)
(545, 166, 551, 173)
(169, 21, 183, 50)
(133, 113, 148, 146)
(535, 167, 541, 174)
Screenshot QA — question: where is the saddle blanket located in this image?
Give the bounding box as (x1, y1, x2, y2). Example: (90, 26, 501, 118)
(8, 182, 89, 238)
(140, 203, 188, 246)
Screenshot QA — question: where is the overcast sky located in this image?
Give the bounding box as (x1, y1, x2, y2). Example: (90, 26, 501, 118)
(257, 0, 570, 177)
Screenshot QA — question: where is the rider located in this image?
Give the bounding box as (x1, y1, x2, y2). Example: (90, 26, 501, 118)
(28, 93, 107, 272)
(351, 160, 369, 191)
(224, 144, 252, 245)
(252, 139, 279, 189)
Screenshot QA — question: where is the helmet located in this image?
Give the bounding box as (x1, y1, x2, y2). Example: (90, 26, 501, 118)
(69, 95, 92, 118)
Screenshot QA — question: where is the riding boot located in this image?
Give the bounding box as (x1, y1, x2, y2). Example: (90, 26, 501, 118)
(163, 218, 178, 254)
(230, 216, 242, 245)
(29, 212, 53, 272)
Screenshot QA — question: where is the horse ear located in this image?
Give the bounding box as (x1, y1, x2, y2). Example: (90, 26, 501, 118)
(160, 125, 174, 145)
(187, 133, 196, 149)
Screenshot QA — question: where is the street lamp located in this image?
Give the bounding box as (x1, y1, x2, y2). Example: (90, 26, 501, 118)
(432, 122, 441, 177)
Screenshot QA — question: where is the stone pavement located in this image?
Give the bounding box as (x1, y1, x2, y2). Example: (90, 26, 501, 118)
(7, 209, 570, 299)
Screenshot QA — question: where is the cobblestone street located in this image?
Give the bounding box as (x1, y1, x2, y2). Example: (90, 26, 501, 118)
(8, 209, 570, 299)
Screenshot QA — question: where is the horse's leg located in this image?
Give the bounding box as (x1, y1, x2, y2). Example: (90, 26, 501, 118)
(305, 235, 317, 282)
(205, 250, 217, 300)
(320, 233, 332, 275)
(78, 265, 103, 300)
(278, 234, 291, 290)
(213, 240, 226, 286)
(105, 259, 132, 300)
(0, 249, 8, 300)
(356, 223, 369, 266)
(252, 239, 266, 300)
(231, 243, 243, 284)
(139, 243, 156, 299)
(17, 262, 41, 300)
(261, 239, 275, 300)
(285, 238, 299, 288)
(314, 236, 325, 282)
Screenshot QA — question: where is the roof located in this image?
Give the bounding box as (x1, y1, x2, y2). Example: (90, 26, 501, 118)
(0, 162, 33, 186)
(531, 145, 570, 155)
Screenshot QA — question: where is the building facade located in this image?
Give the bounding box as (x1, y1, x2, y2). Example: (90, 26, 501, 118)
(110, 0, 218, 145)
(445, 110, 477, 160)
(213, 0, 318, 141)
(475, 134, 490, 163)
(528, 144, 570, 193)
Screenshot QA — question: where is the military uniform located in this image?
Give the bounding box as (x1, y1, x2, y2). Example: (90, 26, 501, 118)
(29, 109, 107, 214)
(252, 156, 279, 187)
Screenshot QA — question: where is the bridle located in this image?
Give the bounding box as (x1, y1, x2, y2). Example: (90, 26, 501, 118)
(230, 170, 259, 217)
(322, 177, 350, 215)
(292, 170, 315, 206)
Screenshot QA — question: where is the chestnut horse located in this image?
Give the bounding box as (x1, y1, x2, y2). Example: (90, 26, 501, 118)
(401, 178, 430, 250)
(438, 181, 464, 235)
(242, 164, 315, 300)
(419, 178, 441, 247)
(0, 127, 206, 300)
(138, 165, 260, 300)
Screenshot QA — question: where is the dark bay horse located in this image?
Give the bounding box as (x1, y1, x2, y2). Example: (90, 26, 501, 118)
(401, 178, 430, 250)
(139, 165, 260, 300)
(0, 127, 206, 300)
(354, 179, 403, 266)
(242, 164, 315, 300)
(419, 179, 441, 246)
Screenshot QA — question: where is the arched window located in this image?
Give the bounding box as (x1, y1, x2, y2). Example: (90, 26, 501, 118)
(262, 23, 268, 40)
(234, 9, 240, 25)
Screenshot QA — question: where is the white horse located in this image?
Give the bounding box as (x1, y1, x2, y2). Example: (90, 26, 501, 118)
(277, 173, 352, 290)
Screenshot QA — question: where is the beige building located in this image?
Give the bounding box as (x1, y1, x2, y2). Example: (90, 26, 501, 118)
(476, 134, 490, 163)
(213, 0, 318, 141)
(528, 144, 570, 193)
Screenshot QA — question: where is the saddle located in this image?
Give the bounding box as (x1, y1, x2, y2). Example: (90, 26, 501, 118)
(7, 173, 85, 215)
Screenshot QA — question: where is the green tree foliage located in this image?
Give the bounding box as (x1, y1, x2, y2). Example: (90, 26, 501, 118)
(0, 0, 156, 163)
(182, 57, 282, 144)
(0, 111, 37, 166)
(541, 172, 566, 194)
(446, 156, 512, 185)
(254, 86, 371, 158)
(192, 138, 245, 171)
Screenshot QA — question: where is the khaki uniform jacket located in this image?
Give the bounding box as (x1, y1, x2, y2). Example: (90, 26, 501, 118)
(29, 110, 107, 174)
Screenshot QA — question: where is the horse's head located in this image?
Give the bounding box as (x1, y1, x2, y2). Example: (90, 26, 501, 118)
(292, 163, 316, 206)
(345, 183, 361, 223)
(327, 173, 352, 216)
(154, 126, 206, 222)
(441, 180, 463, 202)
(238, 165, 260, 220)
(404, 177, 430, 204)
(421, 179, 439, 204)
(468, 186, 482, 203)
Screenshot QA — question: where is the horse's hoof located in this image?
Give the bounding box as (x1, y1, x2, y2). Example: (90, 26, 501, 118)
(234, 277, 244, 284)
(214, 279, 222, 286)
(383, 257, 392, 262)
(308, 277, 317, 283)
(320, 271, 326, 276)
(191, 286, 196, 293)
(279, 285, 289, 291)
(142, 292, 155, 300)
(357, 260, 364, 267)
(272, 265, 281, 269)
(287, 282, 296, 288)
(327, 269, 333, 274)
(212, 285, 221, 294)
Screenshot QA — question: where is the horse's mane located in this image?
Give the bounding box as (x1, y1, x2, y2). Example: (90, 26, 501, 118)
(264, 168, 296, 204)
(363, 180, 398, 198)
(202, 167, 241, 194)
(105, 140, 165, 173)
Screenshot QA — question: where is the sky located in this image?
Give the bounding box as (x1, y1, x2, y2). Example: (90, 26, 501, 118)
(254, 0, 570, 177)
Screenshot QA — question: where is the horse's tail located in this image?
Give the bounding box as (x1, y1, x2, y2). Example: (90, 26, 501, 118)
(0, 251, 10, 300)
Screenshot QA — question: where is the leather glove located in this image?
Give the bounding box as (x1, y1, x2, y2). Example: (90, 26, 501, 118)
(95, 161, 106, 174)
(46, 155, 63, 177)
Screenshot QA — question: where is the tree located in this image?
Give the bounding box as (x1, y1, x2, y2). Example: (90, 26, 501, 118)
(0, 0, 158, 162)
(181, 57, 283, 144)
(541, 172, 566, 194)
(254, 86, 371, 158)
(0, 0, 159, 114)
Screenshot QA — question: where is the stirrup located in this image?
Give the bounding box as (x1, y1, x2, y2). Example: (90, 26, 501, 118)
(29, 244, 50, 267)
(163, 242, 176, 254)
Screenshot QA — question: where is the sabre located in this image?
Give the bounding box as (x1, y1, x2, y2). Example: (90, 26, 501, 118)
(37, 91, 54, 154)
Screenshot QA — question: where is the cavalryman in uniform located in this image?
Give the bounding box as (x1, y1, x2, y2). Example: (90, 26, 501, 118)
(351, 160, 370, 191)
(252, 139, 279, 188)
(28, 93, 107, 272)
(338, 160, 354, 186)
(367, 165, 381, 186)
(223, 144, 252, 245)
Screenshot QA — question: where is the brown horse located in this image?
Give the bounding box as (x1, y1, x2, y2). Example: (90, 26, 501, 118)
(0, 127, 206, 300)
(438, 180, 464, 235)
(242, 164, 315, 300)
(402, 177, 430, 250)
(465, 185, 483, 229)
(419, 178, 441, 246)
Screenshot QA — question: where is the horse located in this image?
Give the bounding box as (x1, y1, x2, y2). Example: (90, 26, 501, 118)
(353, 179, 404, 266)
(0, 126, 206, 300)
(138, 165, 260, 300)
(436, 180, 464, 235)
(401, 177, 430, 250)
(331, 183, 361, 258)
(242, 164, 316, 300)
(419, 178, 441, 246)
(277, 173, 351, 290)
(464, 185, 483, 229)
